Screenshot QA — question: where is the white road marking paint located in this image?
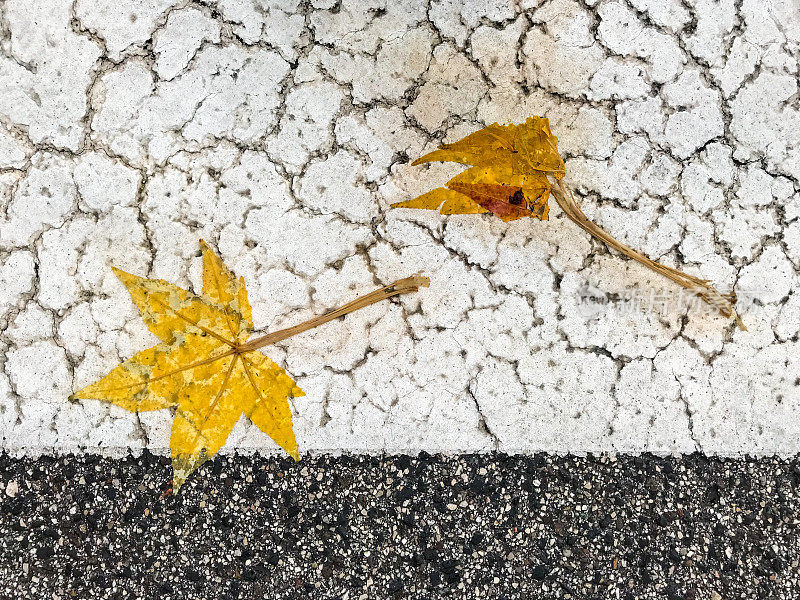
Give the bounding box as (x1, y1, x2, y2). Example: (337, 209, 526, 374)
(1, 0, 799, 457)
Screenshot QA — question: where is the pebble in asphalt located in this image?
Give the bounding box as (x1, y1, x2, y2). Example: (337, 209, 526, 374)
(1, 452, 799, 599)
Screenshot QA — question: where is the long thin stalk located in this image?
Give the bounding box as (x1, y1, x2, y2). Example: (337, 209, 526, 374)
(238, 275, 430, 352)
(550, 180, 746, 330)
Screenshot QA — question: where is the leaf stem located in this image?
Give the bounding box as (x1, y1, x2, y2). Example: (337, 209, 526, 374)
(550, 180, 746, 330)
(238, 275, 430, 352)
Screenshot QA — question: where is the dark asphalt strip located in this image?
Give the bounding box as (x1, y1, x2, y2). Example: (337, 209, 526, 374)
(1, 453, 798, 599)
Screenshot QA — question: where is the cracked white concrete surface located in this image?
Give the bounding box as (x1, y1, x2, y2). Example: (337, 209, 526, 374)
(1, 0, 799, 458)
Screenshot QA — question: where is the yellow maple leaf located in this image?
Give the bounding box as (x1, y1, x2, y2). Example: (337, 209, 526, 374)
(393, 117, 563, 222)
(70, 241, 429, 492)
(393, 117, 745, 329)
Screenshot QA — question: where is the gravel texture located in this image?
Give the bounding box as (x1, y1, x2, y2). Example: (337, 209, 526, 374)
(2, 452, 799, 599)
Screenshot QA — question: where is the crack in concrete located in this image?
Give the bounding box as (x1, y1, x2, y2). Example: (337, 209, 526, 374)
(1, 0, 798, 457)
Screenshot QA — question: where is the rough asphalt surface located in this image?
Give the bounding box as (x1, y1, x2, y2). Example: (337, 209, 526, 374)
(1, 453, 799, 599)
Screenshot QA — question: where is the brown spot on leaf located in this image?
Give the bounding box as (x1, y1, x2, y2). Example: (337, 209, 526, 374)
(448, 182, 531, 222)
(509, 189, 525, 205)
